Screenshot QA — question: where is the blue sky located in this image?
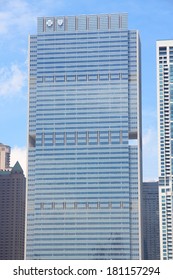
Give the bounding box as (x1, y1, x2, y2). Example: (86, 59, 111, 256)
(0, 0, 172, 179)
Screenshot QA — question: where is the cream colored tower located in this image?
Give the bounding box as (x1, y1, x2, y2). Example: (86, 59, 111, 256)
(157, 40, 173, 260)
(0, 143, 11, 170)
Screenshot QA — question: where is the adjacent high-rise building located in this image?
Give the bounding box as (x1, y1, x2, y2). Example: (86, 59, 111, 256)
(0, 161, 26, 259)
(0, 143, 10, 170)
(26, 13, 143, 259)
(142, 182, 160, 260)
(157, 40, 173, 260)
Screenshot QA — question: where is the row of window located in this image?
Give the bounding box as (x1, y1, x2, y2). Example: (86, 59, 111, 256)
(38, 30, 133, 38)
(39, 201, 126, 210)
(36, 73, 134, 83)
(30, 130, 127, 147)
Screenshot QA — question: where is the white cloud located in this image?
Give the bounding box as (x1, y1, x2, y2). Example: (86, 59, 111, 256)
(143, 128, 154, 146)
(0, 11, 10, 34)
(0, 0, 65, 36)
(0, 64, 27, 97)
(11, 146, 27, 176)
(0, 0, 35, 35)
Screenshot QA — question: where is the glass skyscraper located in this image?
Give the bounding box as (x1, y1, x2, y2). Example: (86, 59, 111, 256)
(26, 13, 143, 260)
(142, 182, 160, 260)
(157, 40, 173, 260)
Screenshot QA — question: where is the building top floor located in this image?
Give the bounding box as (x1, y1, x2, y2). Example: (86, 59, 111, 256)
(37, 13, 128, 34)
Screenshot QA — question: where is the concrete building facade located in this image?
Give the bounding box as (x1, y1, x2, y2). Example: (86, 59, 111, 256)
(157, 40, 173, 260)
(0, 143, 10, 170)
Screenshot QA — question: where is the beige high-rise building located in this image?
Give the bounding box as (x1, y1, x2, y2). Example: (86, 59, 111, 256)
(0, 143, 11, 170)
(157, 40, 173, 260)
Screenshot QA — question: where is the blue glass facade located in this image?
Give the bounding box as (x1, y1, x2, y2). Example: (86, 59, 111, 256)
(26, 14, 142, 259)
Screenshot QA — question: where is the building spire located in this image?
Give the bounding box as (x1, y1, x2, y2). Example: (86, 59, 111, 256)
(11, 161, 23, 174)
